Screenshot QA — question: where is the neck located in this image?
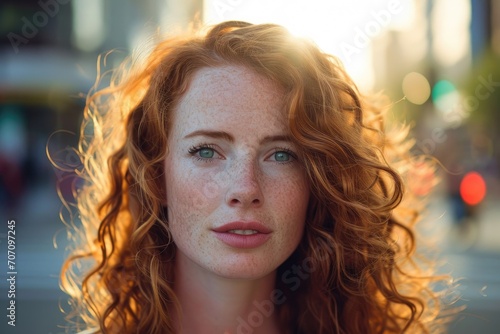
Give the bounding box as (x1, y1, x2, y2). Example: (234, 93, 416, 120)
(173, 253, 282, 334)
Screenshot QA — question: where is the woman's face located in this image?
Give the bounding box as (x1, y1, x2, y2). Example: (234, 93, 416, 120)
(164, 65, 310, 279)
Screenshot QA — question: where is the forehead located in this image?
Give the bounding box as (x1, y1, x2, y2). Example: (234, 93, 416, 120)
(171, 65, 287, 136)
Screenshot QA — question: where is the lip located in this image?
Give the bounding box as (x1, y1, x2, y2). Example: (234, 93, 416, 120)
(212, 221, 272, 234)
(212, 221, 272, 249)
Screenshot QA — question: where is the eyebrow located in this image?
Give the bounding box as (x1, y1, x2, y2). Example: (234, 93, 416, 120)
(183, 130, 292, 145)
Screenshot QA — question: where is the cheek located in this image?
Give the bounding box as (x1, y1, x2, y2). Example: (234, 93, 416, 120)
(165, 168, 206, 249)
(269, 173, 310, 238)
(165, 161, 221, 225)
(278, 172, 309, 213)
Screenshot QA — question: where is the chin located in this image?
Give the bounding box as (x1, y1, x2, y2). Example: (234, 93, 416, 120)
(210, 256, 279, 280)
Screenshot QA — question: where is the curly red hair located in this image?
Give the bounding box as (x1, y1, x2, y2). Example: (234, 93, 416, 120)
(60, 21, 454, 333)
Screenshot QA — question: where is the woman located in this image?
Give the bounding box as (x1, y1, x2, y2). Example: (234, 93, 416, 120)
(61, 21, 452, 333)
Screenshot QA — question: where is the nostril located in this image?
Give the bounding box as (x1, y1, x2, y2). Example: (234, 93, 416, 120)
(228, 196, 262, 207)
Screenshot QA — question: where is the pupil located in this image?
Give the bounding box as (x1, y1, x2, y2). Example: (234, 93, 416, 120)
(276, 152, 289, 161)
(200, 149, 214, 158)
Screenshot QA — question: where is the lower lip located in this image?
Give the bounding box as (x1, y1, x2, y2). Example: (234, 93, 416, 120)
(213, 232, 271, 249)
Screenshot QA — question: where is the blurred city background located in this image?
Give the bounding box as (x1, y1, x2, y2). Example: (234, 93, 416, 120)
(0, 0, 499, 333)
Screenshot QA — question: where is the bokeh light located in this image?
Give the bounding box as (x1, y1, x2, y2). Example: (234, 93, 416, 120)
(402, 72, 431, 105)
(431, 79, 461, 112)
(460, 171, 487, 206)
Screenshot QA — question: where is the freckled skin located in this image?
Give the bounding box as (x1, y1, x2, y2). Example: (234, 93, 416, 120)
(164, 65, 310, 280)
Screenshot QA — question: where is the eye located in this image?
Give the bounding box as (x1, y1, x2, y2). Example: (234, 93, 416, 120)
(198, 147, 215, 159)
(188, 144, 222, 162)
(274, 151, 291, 162)
(269, 148, 297, 164)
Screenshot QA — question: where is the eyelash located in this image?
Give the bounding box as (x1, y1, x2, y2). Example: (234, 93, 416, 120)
(187, 143, 297, 164)
(272, 147, 297, 164)
(188, 143, 219, 163)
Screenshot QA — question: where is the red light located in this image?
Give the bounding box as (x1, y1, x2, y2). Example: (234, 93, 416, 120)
(460, 172, 486, 206)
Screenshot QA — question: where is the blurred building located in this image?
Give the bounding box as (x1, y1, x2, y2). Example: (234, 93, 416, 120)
(0, 0, 202, 201)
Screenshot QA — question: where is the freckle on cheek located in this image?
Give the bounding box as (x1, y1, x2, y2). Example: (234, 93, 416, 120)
(174, 182, 208, 211)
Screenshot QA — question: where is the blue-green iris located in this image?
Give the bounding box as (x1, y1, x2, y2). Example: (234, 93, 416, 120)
(275, 151, 290, 162)
(199, 148, 215, 158)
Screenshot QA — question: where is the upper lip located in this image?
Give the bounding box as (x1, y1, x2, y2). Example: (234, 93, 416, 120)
(212, 221, 272, 234)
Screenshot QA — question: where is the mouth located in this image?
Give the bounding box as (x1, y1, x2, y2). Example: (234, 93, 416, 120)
(212, 221, 272, 234)
(212, 221, 272, 248)
(228, 229, 259, 235)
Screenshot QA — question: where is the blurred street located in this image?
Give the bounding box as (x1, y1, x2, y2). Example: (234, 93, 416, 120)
(0, 185, 69, 334)
(423, 191, 500, 334)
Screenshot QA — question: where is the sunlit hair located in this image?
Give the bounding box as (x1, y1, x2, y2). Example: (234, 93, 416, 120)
(60, 21, 454, 333)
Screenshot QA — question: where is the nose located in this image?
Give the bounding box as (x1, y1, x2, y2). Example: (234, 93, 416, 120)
(225, 159, 264, 208)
